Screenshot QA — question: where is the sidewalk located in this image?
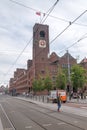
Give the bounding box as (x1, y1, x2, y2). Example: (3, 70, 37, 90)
(67, 97, 87, 104)
(17, 95, 87, 106)
(16, 96, 87, 117)
(19, 95, 87, 104)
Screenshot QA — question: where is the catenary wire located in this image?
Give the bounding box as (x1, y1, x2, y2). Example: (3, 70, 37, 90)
(58, 33, 87, 55)
(31, 10, 87, 62)
(9, 0, 87, 27)
(50, 10, 87, 44)
(2, 9, 87, 85)
(1, 1, 87, 84)
(1, 0, 59, 85)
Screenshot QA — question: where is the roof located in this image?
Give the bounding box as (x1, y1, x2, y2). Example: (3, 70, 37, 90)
(61, 52, 76, 60)
(80, 57, 87, 63)
(49, 52, 60, 63)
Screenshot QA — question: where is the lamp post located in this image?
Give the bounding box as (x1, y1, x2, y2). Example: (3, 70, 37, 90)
(67, 50, 71, 100)
(67, 50, 71, 84)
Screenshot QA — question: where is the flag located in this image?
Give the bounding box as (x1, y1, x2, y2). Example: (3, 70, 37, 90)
(36, 12, 41, 16)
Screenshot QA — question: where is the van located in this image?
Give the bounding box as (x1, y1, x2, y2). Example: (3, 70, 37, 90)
(48, 90, 67, 103)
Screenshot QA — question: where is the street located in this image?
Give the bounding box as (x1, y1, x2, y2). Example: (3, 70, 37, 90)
(0, 95, 87, 130)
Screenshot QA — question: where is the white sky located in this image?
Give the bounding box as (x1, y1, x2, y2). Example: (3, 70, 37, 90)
(0, 0, 87, 86)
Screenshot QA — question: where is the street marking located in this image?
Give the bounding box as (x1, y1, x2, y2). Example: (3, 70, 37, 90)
(0, 118, 3, 130)
(43, 123, 52, 127)
(0, 104, 15, 130)
(25, 126, 32, 129)
(57, 122, 66, 125)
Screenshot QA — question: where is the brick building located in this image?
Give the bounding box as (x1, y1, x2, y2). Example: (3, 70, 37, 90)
(9, 68, 27, 95)
(80, 57, 87, 69)
(9, 23, 77, 95)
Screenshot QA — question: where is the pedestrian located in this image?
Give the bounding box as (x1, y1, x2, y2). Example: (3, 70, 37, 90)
(57, 92, 61, 112)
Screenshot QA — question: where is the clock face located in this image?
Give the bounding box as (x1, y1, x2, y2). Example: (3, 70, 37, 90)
(39, 40, 46, 48)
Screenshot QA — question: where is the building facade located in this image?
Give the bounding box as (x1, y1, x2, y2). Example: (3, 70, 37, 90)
(80, 57, 87, 69)
(9, 23, 77, 95)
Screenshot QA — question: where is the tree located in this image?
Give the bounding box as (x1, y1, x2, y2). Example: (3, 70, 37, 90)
(44, 75, 52, 95)
(32, 79, 39, 95)
(56, 68, 66, 90)
(32, 77, 45, 95)
(71, 65, 86, 92)
(37, 78, 44, 92)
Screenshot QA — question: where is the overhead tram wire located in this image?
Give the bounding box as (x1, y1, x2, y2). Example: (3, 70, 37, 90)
(40, 0, 59, 23)
(2, 2, 86, 85)
(50, 10, 87, 44)
(33, 10, 87, 60)
(33, 32, 87, 66)
(9, 0, 87, 28)
(58, 32, 87, 55)
(10, 10, 87, 70)
(21, 12, 87, 75)
(8, 0, 59, 66)
(1, 0, 59, 85)
(33, 33, 87, 70)
(4, 38, 33, 76)
(19, 33, 87, 83)
(0, 37, 33, 85)
(9, 0, 59, 25)
(9, 0, 37, 12)
(8, 0, 87, 73)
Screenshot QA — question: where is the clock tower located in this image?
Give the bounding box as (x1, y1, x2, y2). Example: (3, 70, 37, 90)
(33, 23, 49, 79)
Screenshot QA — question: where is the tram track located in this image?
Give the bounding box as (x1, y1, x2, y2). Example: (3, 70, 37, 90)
(0, 97, 86, 130)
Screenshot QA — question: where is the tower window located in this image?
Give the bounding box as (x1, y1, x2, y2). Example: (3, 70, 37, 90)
(40, 31, 45, 38)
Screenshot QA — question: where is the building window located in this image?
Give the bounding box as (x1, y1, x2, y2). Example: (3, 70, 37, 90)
(40, 31, 45, 38)
(52, 76, 56, 81)
(41, 70, 45, 74)
(62, 64, 67, 68)
(62, 64, 71, 68)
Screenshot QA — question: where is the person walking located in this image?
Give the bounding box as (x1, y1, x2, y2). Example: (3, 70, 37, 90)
(57, 92, 61, 112)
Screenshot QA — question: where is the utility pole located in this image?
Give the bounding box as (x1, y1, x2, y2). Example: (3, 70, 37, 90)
(67, 50, 71, 100)
(67, 50, 71, 84)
